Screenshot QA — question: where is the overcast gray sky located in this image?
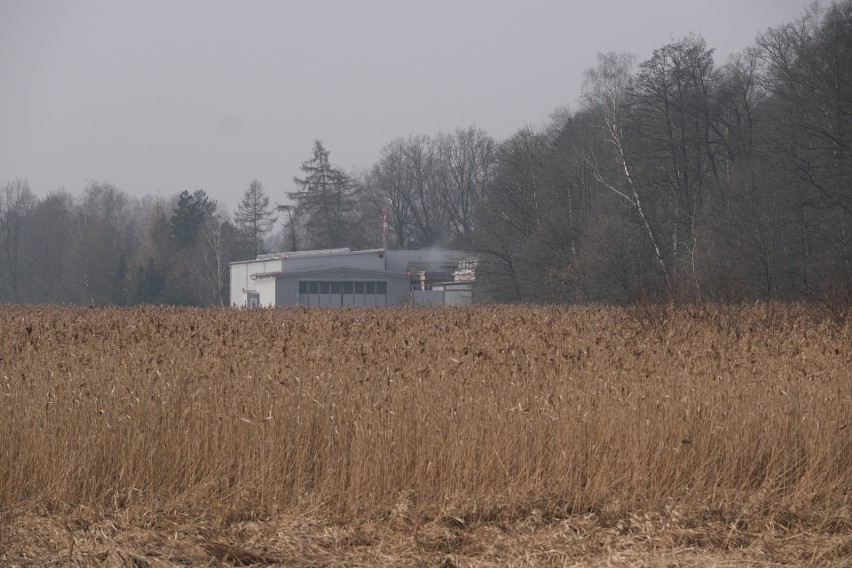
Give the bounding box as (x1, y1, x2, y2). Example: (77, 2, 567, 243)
(1, 0, 816, 213)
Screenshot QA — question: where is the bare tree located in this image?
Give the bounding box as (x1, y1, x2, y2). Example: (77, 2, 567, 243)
(201, 207, 238, 306)
(582, 52, 671, 288)
(24, 191, 74, 303)
(130, 197, 172, 305)
(715, 47, 766, 165)
(632, 36, 721, 294)
(750, 1, 852, 297)
(363, 138, 414, 249)
(473, 128, 550, 301)
(758, 2, 852, 215)
(275, 204, 301, 252)
(235, 180, 276, 258)
(0, 178, 37, 302)
(402, 134, 451, 247)
(69, 181, 137, 305)
(435, 126, 496, 245)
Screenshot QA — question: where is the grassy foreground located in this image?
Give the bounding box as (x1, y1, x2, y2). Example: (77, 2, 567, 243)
(1, 304, 850, 566)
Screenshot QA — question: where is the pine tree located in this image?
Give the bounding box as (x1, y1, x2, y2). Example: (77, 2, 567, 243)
(170, 189, 217, 248)
(288, 140, 360, 250)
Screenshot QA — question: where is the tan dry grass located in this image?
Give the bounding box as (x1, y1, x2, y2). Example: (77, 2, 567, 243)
(0, 303, 850, 566)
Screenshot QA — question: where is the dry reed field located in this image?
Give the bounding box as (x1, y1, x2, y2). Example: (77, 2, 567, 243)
(1, 303, 851, 567)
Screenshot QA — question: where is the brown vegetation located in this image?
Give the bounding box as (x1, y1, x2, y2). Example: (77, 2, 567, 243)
(1, 304, 850, 566)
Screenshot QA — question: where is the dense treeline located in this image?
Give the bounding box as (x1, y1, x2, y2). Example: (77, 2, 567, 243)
(0, 180, 249, 306)
(472, 3, 851, 303)
(1, 2, 849, 306)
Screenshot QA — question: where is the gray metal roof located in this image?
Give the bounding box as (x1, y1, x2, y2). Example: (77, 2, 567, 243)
(275, 266, 410, 279)
(255, 248, 351, 260)
(232, 248, 387, 266)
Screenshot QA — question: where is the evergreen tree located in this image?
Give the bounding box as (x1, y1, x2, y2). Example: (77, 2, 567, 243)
(170, 189, 217, 248)
(289, 140, 360, 249)
(133, 257, 167, 304)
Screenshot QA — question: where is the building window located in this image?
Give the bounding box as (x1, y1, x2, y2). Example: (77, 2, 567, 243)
(295, 279, 390, 305)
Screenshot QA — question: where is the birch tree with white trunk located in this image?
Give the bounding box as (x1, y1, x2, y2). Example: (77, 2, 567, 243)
(582, 52, 671, 288)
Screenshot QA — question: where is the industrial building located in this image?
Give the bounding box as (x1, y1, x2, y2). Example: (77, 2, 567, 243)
(230, 248, 475, 307)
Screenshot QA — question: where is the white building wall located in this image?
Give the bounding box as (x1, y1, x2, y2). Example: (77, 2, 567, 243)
(255, 277, 277, 307)
(229, 264, 249, 306)
(444, 288, 472, 305)
(230, 260, 284, 307)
